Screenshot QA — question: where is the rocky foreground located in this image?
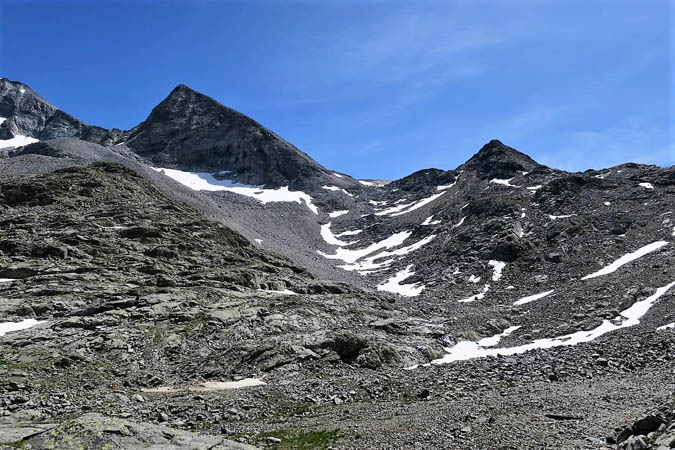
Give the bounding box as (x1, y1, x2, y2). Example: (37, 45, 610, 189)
(0, 78, 674, 449)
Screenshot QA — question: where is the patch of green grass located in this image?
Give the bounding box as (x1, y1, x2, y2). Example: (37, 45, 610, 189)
(256, 429, 340, 449)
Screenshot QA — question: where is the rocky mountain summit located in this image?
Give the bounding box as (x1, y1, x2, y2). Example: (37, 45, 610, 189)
(0, 80, 673, 449)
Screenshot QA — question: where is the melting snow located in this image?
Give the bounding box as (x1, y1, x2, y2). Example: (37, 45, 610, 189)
(513, 289, 555, 306)
(488, 260, 506, 281)
(189, 378, 266, 391)
(334, 229, 362, 237)
(433, 281, 675, 364)
(548, 214, 576, 220)
(257, 289, 297, 296)
(490, 178, 519, 187)
(0, 319, 43, 337)
(328, 210, 349, 218)
(477, 326, 521, 347)
(0, 134, 39, 149)
(638, 182, 654, 189)
(375, 192, 446, 217)
(338, 234, 436, 273)
(581, 241, 668, 280)
(377, 265, 424, 297)
(318, 231, 411, 264)
(437, 181, 456, 190)
(458, 284, 490, 303)
(657, 322, 675, 331)
(422, 215, 441, 226)
(153, 168, 318, 214)
(322, 185, 353, 197)
(320, 223, 359, 247)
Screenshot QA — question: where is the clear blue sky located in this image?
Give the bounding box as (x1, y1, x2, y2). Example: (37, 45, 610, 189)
(1, 0, 672, 179)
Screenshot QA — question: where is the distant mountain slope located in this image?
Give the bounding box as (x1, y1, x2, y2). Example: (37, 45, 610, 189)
(0, 78, 123, 146)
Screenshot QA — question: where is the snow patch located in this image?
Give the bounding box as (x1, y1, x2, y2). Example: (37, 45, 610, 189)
(526, 185, 542, 192)
(328, 210, 349, 218)
(339, 234, 436, 274)
(452, 217, 465, 229)
(477, 326, 521, 347)
(488, 260, 506, 281)
(322, 185, 353, 197)
(422, 215, 441, 226)
(0, 319, 44, 337)
(657, 322, 675, 331)
(258, 289, 297, 296)
(548, 214, 576, 220)
(0, 134, 39, 149)
(458, 284, 489, 303)
(154, 168, 318, 214)
(334, 229, 362, 237)
(433, 281, 675, 364)
(490, 178, 518, 187)
(468, 275, 480, 283)
(377, 265, 424, 297)
(581, 241, 668, 280)
(332, 172, 344, 178)
(189, 378, 266, 391)
(318, 231, 411, 264)
(0, 278, 15, 283)
(638, 182, 654, 189)
(254, 239, 263, 244)
(320, 223, 359, 247)
(513, 289, 555, 306)
(604, 201, 611, 206)
(437, 181, 456, 190)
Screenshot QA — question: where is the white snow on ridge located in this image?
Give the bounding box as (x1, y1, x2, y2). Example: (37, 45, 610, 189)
(488, 260, 507, 281)
(153, 168, 318, 214)
(638, 182, 654, 189)
(328, 210, 349, 218)
(433, 281, 675, 364)
(657, 322, 675, 331)
(513, 289, 555, 306)
(581, 241, 668, 280)
(490, 178, 519, 188)
(0, 319, 44, 337)
(377, 265, 424, 297)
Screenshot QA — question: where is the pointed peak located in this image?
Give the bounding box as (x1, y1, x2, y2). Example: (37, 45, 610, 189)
(463, 140, 544, 179)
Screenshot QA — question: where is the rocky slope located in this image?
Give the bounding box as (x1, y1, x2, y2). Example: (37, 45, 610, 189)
(0, 80, 673, 449)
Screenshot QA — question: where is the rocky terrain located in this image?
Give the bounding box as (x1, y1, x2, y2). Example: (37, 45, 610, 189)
(0, 78, 673, 449)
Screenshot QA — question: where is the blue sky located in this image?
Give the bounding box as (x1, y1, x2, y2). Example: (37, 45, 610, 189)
(1, 0, 672, 179)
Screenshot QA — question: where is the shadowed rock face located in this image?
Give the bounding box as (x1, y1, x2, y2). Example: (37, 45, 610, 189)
(0, 78, 123, 145)
(124, 84, 333, 189)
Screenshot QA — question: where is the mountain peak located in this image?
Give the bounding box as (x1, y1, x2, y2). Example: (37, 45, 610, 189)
(463, 139, 543, 179)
